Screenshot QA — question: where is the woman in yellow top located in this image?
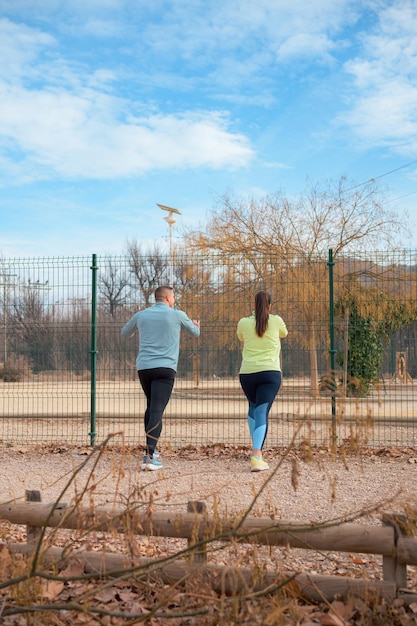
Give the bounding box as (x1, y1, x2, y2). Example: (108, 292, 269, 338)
(237, 291, 288, 472)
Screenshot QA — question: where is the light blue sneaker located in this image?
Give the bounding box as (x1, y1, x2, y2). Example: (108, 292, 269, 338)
(141, 454, 163, 471)
(153, 449, 160, 461)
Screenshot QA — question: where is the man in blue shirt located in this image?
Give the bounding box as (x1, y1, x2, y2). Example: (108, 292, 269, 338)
(121, 285, 200, 470)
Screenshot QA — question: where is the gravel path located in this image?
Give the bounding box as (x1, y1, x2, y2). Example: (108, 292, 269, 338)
(0, 444, 415, 517)
(1, 444, 417, 584)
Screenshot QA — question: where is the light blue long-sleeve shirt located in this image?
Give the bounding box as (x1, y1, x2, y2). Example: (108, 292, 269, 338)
(121, 302, 200, 371)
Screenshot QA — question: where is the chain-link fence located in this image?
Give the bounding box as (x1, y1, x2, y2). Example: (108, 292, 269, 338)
(1, 250, 416, 448)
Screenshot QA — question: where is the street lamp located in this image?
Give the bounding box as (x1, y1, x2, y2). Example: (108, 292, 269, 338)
(157, 203, 182, 286)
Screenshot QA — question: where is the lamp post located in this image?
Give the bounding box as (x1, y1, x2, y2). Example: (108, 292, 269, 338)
(157, 203, 182, 286)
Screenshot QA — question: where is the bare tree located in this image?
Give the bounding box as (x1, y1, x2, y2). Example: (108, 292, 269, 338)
(125, 240, 169, 306)
(99, 258, 130, 318)
(9, 282, 55, 373)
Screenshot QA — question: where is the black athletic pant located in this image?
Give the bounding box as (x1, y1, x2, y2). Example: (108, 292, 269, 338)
(138, 367, 175, 457)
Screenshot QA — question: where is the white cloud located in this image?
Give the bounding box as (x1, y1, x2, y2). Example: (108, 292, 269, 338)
(3, 0, 402, 186)
(137, 0, 360, 72)
(0, 17, 253, 183)
(342, 79, 417, 146)
(0, 81, 253, 181)
(274, 32, 336, 63)
(340, 1, 417, 154)
(0, 18, 56, 80)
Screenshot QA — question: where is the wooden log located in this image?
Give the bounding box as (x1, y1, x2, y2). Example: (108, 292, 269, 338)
(187, 500, 207, 563)
(0, 502, 395, 557)
(397, 536, 417, 566)
(290, 572, 396, 603)
(25, 489, 41, 549)
(398, 592, 417, 604)
(382, 514, 408, 588)
(4, 541, 397, 603)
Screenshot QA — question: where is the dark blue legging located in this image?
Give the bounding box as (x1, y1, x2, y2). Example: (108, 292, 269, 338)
(138, 367, 175, 456)
(239, 371, 282, 451)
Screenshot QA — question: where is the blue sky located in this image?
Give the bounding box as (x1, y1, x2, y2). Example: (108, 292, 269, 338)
(1, 0, 417, 257)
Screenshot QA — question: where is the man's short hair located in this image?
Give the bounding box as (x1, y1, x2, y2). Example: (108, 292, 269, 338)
(155, 285, 173, 301)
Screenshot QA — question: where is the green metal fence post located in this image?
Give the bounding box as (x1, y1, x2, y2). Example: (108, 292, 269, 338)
(89, 254, 98, 446)
(327, 249, 337, 450)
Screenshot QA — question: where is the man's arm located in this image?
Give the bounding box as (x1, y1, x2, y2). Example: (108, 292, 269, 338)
(181, 313, 200, 336)
(121, 314, 138, 337)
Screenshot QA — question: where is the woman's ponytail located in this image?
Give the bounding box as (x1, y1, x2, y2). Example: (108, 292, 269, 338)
(255, 291, 271, 337)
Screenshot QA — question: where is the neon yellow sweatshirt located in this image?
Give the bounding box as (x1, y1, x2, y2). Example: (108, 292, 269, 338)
(237, 313, 288, 374)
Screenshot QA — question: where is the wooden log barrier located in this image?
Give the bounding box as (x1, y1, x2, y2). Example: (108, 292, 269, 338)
(1, 496, 416, 603)
(3, 541, 397, 603)
(0, 500, 396, 556)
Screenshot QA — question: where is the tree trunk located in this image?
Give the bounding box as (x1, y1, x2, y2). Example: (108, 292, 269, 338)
(309, 325, 319, 397)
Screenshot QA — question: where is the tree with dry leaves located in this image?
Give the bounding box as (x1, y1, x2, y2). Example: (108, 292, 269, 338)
(184, 177, 408, 394)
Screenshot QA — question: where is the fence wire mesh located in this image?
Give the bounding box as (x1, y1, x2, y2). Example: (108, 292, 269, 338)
(1, 250, 416, 449)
